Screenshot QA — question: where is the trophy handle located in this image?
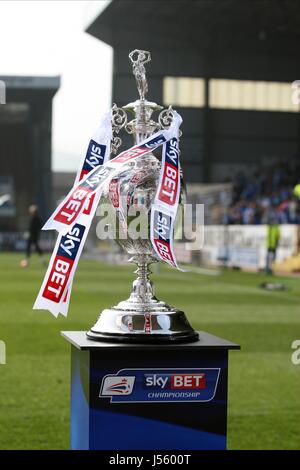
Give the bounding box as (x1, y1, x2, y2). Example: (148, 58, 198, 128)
(111, 104, 127, 155)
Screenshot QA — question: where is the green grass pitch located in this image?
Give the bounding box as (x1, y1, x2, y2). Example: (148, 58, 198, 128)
(0, 253, 299, 449)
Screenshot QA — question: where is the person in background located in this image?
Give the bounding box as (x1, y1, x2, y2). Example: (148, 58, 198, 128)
(20, 205, 44, 267)
(265, 215, 280, 274)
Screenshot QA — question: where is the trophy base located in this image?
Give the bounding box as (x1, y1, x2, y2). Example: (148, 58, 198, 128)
(87, 255, 198, 344)
(86, 330, 199, 344)
(86, 308, 199, 344)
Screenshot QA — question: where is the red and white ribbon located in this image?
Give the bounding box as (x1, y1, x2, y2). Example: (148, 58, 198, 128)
(42, 113, 182, 234)
(33, 111, 112, 316)
(150, 123, 182, 269)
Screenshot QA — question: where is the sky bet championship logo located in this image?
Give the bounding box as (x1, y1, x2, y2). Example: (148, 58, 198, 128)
(100, 368, 220, 403)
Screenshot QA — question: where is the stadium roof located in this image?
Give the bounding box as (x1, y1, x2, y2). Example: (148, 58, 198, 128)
(0, 75, 60, 93)
(85, 0, 300, 80)
(85, 0, 300, 53)
(0, 76, 60, 104)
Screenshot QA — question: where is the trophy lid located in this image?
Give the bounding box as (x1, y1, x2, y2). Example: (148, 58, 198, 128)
(123, 100, 163, 115)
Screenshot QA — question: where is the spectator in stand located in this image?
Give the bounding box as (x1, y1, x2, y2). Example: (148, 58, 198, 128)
(288, 199, 299, 223)
(243, 201, 255, 224)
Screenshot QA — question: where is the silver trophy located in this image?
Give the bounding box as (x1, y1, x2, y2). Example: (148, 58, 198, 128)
(87, 50, 198, 343)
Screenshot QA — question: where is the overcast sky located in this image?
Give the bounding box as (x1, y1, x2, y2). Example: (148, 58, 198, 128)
(0, 0, 112, 171)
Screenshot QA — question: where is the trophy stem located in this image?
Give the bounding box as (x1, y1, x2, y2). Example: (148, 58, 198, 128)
(134, 257, 152, 296)
(127, 255, 159, 307)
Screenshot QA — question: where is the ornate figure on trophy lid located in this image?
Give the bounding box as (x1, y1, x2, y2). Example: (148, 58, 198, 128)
(87, 50, 198, 343)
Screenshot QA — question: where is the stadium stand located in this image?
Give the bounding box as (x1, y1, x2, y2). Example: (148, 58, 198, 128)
(227, 159, 300, 225)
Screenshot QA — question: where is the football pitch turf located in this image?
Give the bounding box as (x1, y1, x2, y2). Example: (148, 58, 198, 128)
(0, 252, 299, 450)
